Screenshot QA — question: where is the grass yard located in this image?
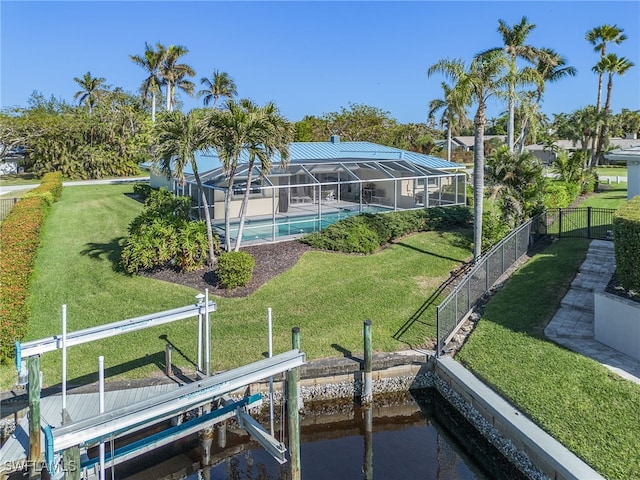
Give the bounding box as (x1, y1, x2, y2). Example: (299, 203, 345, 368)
(596, 166, 628, 178)
(0, 173, 41, 186)
(0, 183, 472, 389)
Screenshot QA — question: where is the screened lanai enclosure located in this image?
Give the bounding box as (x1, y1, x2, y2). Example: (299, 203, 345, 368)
(171, 140, 467, 246)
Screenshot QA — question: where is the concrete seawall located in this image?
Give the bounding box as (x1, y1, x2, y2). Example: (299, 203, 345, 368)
(248, 351, 604, 480)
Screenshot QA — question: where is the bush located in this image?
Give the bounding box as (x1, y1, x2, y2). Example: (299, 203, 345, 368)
(613, 196, 640, 292)
(120, 188, 217, 273)
(481, 210, 510, 251)
(217, 251, 256, 289)
(0, 173, 63, 363)
(544, 182, 572, 209)
(301, 206, 472, 254)
(133, 182, 154, 200)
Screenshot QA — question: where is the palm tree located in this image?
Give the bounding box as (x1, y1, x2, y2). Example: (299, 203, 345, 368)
(481, 16, 550, 152)
(428, 51, 507, 260)
(594, 54, 635, 163)
(130, 42, 163, 122)
(427, 82, 469, 162)
(515, 48, 576, 153)
(197, 70, 237, 109)
(73, 71, 107, 114)
(155, 109, 217, 266)
(586, 24, 627, 162)
(159, 44, 196, 112)
(203, 99, 293, 251)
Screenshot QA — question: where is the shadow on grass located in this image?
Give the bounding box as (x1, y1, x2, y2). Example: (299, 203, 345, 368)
(80, 237, 127, 273)
(392, 263, 470, 348)
(394, 230, 471, 264)
(331, 343, 363, 365)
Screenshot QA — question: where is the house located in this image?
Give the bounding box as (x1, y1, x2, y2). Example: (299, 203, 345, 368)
(526, 135, 640, 164)
(436, 135, 507, 153)
(152, 136, 466, 245)
(604, 143, 640, 200)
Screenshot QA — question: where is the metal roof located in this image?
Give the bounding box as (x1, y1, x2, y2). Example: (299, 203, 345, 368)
(181, 141, 463, 179)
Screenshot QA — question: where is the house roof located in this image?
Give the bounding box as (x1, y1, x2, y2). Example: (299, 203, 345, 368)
(181, 140, 464, 176)
(604, 143, 640, 162)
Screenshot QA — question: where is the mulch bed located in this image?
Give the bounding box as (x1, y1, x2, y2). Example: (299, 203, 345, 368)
(138, 240, 317, 297)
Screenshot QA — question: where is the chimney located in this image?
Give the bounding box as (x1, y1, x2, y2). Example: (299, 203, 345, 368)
(625, 132, 638, 140)
(330, 135, 340, 143)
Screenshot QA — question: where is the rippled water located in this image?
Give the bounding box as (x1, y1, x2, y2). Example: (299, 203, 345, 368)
(116, 390, 526, 480)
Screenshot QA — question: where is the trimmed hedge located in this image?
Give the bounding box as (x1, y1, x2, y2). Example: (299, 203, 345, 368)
(217, 251, 256, 289)
(0, 172, 63, 363)
(613, 196, 640, 292)
(300, 206, 472, 254)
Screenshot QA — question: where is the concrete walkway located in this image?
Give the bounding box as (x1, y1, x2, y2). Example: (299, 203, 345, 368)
(0, 176, 149, 195)
(545, 239, 640, 384)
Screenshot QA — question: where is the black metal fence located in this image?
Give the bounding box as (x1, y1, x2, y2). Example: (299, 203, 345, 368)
(0, 197, 19, 222)
(435, 207, 616, 356)
(544, 207, 616, 240)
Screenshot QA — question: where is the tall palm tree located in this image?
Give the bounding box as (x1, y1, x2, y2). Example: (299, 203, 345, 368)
(481, 16, 550, 152)
(586, 24, 627, 162)
(428, 51, 507, 260)
(130, 42, 163, 122)
(594, 54, 635, 163)
(197, 70, 238, 109)
(155, 109, 217, 266)
(427, 82, 469, 162)
(203, 99, 293, 251)
(515, 48, 576, 153)
(73, 71, 107, 114)
(586, 24, 627, 112)
(159, 44, 196, 112)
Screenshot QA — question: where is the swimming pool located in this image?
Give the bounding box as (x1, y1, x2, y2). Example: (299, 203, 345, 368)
(217, 206, 390, 243)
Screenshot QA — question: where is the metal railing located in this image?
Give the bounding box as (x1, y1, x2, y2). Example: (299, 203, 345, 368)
(0, 197, 19, 222)
(544, 207, 616, 240)
(435, 206, 616, 356)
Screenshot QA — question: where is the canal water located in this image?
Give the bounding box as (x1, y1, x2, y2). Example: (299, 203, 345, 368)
(118, 389, 527, 480)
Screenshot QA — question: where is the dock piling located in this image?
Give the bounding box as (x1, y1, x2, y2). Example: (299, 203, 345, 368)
(362, 320, 373, 406)
(28, 355, 41, 479)
(287, 327, 301, 480)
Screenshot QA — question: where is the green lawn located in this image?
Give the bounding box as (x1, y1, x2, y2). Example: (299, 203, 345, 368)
(457, 183, 638, 480)
(596, 166, 628, 178)
(0, 184, 472, 389)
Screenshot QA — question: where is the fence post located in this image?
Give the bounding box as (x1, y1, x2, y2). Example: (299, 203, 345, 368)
(435, 306, 441, 358)
(587, 207, 592, 239)
(558, 208, 563, 239)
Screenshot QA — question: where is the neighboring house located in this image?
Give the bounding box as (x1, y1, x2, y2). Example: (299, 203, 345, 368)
(526, 135, 640, 164)
(604, 143, 640, 200)
(436, 136, 507, 153)
(152, 136, 467, 245)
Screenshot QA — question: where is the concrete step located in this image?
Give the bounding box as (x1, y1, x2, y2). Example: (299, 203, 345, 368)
(545, 307, 594, 339)
(571, 273, 612, 292)
(560, 288, 594, 313)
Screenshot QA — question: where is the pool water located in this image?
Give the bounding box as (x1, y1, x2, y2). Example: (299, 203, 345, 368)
(218, 207, 390, 242)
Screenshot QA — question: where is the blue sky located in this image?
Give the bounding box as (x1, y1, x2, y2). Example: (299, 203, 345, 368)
(1, 1, 639, 125)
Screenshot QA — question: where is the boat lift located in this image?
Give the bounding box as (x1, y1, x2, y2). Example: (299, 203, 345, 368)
(44, 350, 304, 476)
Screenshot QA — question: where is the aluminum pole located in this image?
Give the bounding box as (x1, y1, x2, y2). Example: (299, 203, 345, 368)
(267, 308, 274, 437)
(99, 356, 105, 480)
(205, 289, 210, 376)
(62, 304, 67, 415)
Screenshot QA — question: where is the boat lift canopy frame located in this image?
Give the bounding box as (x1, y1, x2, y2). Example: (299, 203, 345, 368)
(15, 301, 217, 367)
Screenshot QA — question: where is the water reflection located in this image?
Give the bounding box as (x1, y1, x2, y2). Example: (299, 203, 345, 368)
(117, 390, 525, 480)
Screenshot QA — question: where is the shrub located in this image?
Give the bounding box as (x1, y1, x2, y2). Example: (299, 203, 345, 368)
(301, 206, 472, 254)
(0, 173, 63, 363)
(544, 182, 572, 209)
(120, 189, 217, 273)
(613, 196, 640, 292)
(481, 210, 510, 251)
(133, 182, 154, 200)
(217, 251, 256, 289)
